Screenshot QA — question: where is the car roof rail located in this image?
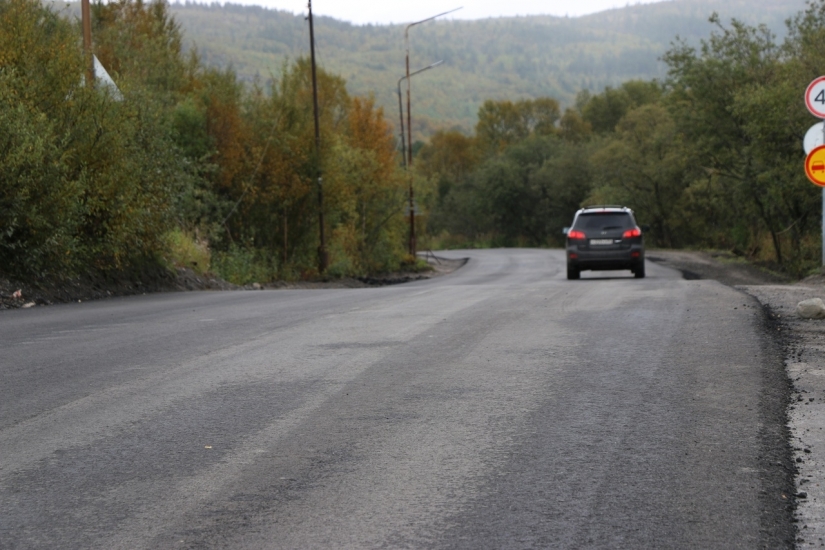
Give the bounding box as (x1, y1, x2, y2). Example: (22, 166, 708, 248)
(582, 205, 628, 210)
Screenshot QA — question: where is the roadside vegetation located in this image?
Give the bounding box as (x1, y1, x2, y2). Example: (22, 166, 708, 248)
(1, 0, 410, 284)
(2, 0, 825, 286)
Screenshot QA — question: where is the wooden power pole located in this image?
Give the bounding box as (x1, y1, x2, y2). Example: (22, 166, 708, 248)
(81, 0, 94, 87)
(308, 0, 327, 274)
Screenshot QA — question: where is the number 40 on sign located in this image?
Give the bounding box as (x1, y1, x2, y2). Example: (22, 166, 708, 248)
(806, 76, 825, 118)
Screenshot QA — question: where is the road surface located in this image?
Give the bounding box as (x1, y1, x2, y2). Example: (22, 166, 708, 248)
(0, 249, 794, 548)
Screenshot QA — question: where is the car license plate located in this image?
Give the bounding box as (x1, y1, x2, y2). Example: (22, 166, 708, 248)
(590, 239, 613, 245)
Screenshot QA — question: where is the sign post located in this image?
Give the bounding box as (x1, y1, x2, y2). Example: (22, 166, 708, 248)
(804, 77, 825, 265)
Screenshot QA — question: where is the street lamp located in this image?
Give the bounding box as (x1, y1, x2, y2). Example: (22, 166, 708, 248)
(404, 7, 461, 257)
(397, 60, 443, 169)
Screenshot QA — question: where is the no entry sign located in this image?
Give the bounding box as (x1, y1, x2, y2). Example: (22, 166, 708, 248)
(805, 145, 825, 187)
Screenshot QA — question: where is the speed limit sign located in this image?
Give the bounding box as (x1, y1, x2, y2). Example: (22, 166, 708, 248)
(806, 76, 825, 118)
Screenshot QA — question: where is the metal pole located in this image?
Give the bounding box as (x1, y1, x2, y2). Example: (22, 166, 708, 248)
(409, 158, 416, 257)
(405, 42, 415, 256)
(822, 121, 825, 266)
(308, 0, 327, 273)
(397, 77, 407, 170)
(81, 0, 93, 88)
(403, 9, 459, 257)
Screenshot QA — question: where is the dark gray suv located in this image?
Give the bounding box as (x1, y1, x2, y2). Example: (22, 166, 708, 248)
(563, 206, 645, 280)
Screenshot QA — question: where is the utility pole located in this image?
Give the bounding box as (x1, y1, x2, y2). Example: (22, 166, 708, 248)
(308, 0, 327, 273)
(397, 76, 407, 170)
(81, 0, 93, 88)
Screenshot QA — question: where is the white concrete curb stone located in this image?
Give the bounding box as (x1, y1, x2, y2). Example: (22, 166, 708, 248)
(797, 298, 825, 319)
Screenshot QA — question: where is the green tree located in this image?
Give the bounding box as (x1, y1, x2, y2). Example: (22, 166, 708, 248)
(663, 14, 803, 263)
(0, 0, 187, 276)
(475, 98, 560, 153)
(92, 0, 188, 101)
(588, 104, 688, 247)
(580, 80, 663, 134)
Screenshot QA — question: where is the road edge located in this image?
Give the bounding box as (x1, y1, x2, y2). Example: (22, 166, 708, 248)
(752, 299, 799, 547)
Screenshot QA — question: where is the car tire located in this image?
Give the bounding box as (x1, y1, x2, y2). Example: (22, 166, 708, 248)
(567, 265, 580, 280)
(633, 262, 645, 279)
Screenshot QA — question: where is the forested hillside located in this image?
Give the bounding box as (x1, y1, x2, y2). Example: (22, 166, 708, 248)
(157, 0, 807, 136)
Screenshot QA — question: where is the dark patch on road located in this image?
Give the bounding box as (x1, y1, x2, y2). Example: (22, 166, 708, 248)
(316, 341, 403, 350)
(358, 274, 431, 286)
(647, 250, 789, 287)
(755, 303, 799, 548)
(681, 269, 702, 280)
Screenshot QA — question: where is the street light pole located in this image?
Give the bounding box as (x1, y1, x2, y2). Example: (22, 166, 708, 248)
(404, 7, 460, 257)
(396, 61, 443, 169)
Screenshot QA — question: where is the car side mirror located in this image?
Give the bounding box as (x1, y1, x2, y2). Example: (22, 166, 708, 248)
(562, 227, 570, 235)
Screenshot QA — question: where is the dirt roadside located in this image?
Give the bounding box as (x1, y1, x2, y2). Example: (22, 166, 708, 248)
(0, 256, 468, 310)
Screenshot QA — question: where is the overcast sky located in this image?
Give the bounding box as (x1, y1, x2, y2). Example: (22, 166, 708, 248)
(224, 0, 669, 25)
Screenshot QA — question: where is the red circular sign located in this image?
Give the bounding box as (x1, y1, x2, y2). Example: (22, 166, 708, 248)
(806, 77, 825, 118)
(805, 145, 825, 187)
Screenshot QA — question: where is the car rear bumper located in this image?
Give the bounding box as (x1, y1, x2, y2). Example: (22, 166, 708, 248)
(567, 246, 644, 271)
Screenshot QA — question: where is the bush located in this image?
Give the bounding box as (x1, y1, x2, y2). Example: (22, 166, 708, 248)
(164, 229, 211, 274)
(211, 244, 277, 285)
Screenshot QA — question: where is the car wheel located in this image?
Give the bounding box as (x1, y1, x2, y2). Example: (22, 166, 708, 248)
(633, 263, 645, 279)
(567, 265, 580, 280)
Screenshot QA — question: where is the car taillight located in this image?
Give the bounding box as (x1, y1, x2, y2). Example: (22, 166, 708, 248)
(622, 227, 641, 238)
(568, 230, 586, 240)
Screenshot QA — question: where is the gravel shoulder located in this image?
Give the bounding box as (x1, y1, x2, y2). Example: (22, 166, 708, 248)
(646, 249, 792, 286)
(649, 249, 825, 549)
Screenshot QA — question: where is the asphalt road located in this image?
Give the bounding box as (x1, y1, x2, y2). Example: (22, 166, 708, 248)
(0, 249, 794, 549)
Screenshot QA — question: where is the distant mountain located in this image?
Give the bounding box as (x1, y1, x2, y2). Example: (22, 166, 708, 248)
(166, 1, 809, 135)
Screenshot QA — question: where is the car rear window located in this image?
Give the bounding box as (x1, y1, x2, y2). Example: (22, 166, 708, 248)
(574, 213, 634, 231)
